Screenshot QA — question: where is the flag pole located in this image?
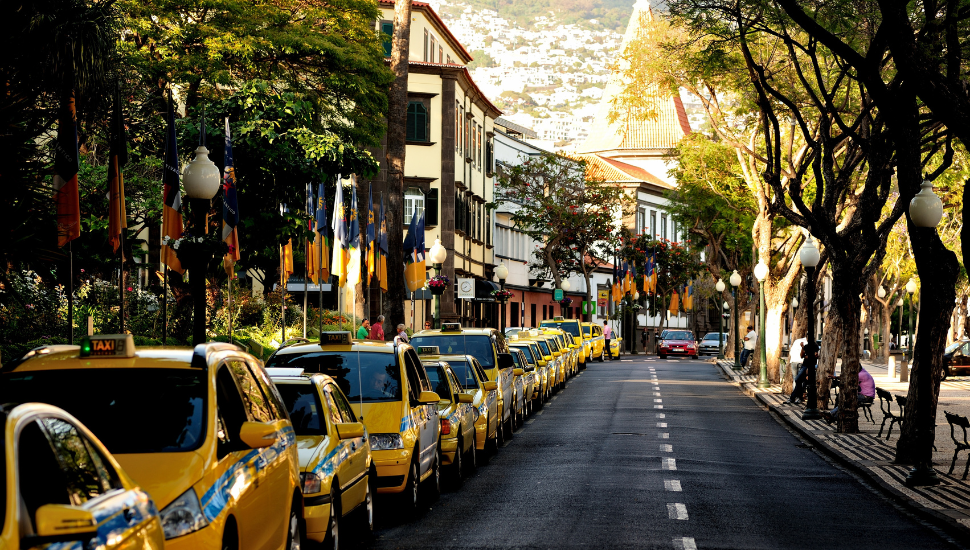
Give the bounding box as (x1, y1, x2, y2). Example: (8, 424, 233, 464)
(303, 187, 309, 338)
(119, 231, 125, 333)
(280, 243, 285, 344)
(68, 242, 74, 344)
(228, 274, 233, 345)
(163, 263, 168, 344)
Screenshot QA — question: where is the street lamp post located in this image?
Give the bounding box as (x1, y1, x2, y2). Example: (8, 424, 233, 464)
(632, 290, 640, 354)
(722, 301, 730, 358)
(496, 261, 509, 331)
(181, 142, 222, 346)
(877, 285, 886, 355)
(906, 278, 918, 362)
(716, 278, 726, 359)
(730, 270, 742, 369)
(799, 236, 822, 420)
(754, 258, 770, 388)
(430, 238, 448, 329)
(905, 177, 943, 487)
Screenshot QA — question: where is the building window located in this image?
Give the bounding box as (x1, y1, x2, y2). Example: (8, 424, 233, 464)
(381, 21, 393, 57)
(423, 29, 429, 61)
(430, 36, 437, 61)
(650, 210, 656, 238)
(477, 124, 483, 168)
(439, 45, 443, 63)
(404, 188, 425, 222)
(459, 105, 464, 155)
(661, 213, 668, 240)
(447, 54, 453, 64)
(406, 101, 429, 142)
(485, 139, 493, 174)
(455, 101, 460, 153)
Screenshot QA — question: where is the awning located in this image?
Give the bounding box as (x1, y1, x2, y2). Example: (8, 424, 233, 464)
(474, 280, 501, 302)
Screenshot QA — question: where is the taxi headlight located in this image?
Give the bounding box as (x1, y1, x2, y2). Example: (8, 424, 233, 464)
(369, 433, 404, 450)
(300, 472, 323, 494)
(159, 487, 208, 540)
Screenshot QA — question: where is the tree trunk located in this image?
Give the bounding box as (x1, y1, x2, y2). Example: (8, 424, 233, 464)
(764, 303, 785, 382)
(582, 267, 593, 322)
(383, 0, 413, 335)
(831, 263, 864, 433)
(895, 222, 959, 464)
(782, 274, 810, 394)
(816, 308, 842, 411)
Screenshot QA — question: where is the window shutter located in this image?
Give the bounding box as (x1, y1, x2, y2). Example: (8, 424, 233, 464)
(382, 22, 393, 57)
(406, 103, 417, 141)
(426, 189, 439, 226)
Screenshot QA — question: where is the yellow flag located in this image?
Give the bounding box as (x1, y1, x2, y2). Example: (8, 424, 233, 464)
(281, 240, 294, 286)
(668, 292, 680, 316)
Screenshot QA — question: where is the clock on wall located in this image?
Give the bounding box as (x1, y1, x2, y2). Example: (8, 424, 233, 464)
(460, 280, 473, 294)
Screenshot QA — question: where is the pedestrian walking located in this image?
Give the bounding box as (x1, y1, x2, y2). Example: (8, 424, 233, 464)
(640, 330, 648, 353)
(740, 325, 757, 366)
(394, 323, 409, 345)
(369, 315, 385, 340)
(787, 337, 809, 404)
(356, 319, 371, 340)
(603, 322, 613, 360)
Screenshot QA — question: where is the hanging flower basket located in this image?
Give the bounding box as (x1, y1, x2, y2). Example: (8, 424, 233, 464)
(167, 234, 229, 268)
(427, 275, 449, 295)
(492, 289, 514, 302)
(559, 297, 573, 307)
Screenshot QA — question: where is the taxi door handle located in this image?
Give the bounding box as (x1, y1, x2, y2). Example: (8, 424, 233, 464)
(123, 507, 136, 524)
(351, 441, 357, 452)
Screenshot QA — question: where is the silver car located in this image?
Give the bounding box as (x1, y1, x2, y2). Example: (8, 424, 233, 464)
(698, 332, 729, 356)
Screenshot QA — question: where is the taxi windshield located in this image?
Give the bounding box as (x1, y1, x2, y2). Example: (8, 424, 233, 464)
(583, 326, 592, 336)
(541, 320, 580, 337)
(511, 346, 536, 365)
(423, 365, 452, 401)
(275, 383, 326, 436)
(410, 335, 495, 367)
(444, 361, 479, 389)
(0, 369, 206, 454)
(666, 331, 694, 341)
(266, 352, 401, 403)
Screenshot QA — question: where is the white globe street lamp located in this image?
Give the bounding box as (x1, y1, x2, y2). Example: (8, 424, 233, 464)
(715, 278, 725, 292)
(729, 270, 741, 367)
(754, 258, 769, 388)
(799, 236, 822, 420)
(430, 238, 448, 329)
(182, 142, 222, 347)
(909, 179, 944, 228)
(560, 279, 571, 291)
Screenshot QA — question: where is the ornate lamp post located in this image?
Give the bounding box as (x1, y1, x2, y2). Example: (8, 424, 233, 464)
(906, 278, 918, 361)
(716, 278, 726, 359)
(790, 295, 798, 350)
(730, 270, 742, 368)
(429, 238, 448, 329)
(905, 177, 943, 487)
(799, 236, 822, 420)
(181, 142, 222, 346)
(754, 258, 770, 388)
(877, 285, 886, 354)
(495, 261, 509, 331)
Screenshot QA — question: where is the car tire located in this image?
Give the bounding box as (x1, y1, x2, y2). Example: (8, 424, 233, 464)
(659, 354, 666, 359)
(221, 519, 238, 550)
(495, 413, 504, 449)
(943, 367, 949, 381)
(692, 355, 698, 360)
(326, 485, 340, 550)
(424, 446, 441, 503)
(451, 438, 463, 488)
(504, 411, 513, 441)
(402, 458, 421, 517)
(358, 467, 375, 537)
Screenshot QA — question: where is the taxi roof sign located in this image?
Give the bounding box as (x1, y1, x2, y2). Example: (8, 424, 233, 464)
(320, 331, 352, 345)
(417, 346, 441, 356)
(440, 322, 462, 332)
(80, 334, 135, 358)
(552, 316, 565, 321)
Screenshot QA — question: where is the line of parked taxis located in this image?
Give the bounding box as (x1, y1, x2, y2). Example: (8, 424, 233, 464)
(0, 317, 607, 550)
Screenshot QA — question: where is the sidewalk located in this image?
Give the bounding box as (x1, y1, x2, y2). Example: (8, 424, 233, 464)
(715, 359, 970, 537)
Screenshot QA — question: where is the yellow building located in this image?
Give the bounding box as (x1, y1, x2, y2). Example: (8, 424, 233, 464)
(363, 0, 503, 329)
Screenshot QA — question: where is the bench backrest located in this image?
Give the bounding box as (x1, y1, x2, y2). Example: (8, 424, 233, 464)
(945, 410, 969, 445)
(876, 387, 894, 415)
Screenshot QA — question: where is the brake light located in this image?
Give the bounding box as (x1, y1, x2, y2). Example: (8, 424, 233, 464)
(440, 418, 451, 435)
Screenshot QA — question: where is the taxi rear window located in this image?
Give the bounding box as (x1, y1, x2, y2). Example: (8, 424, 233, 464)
(541, 320, 580, 337)
(0, 370, 206, 454)
(536, 340, 551, 355)
(410, 335, 495, 367)
(275, 383, 326, 436)
(423, 365, 452, 401)
(583, 326, 592, 336)
(444, 361, 479, 390)
(267, 352, 401, 403)
(511, 345, 536, 365)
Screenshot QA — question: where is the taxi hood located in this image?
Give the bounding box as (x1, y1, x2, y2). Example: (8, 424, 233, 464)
(115, 451, 206, 509)
(352, 401, 406, 435)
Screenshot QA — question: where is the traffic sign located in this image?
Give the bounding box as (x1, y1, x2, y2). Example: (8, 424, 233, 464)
(554, 289, 564, 301)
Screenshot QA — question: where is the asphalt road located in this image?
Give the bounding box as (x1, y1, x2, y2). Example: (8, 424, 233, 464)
(367, 357, 963, 549)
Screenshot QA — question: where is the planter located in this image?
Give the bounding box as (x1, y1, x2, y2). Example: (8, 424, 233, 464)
(430, 286, 446, 296)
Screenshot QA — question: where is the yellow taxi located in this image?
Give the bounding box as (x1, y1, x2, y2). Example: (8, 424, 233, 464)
(410, 324, 517, 443)
(515, 337, 553, 403)
(418, 355, 478, 484)
(1, 335, 303, 550)
(0, 402, 165, 550)
(543, 328, 578, 376)
(536, 331, 568, 388)
(508, 338, 540, 400)
(541, 317, 589, 369)
(265, 333, 441, 514)
(582, 322, 606, 362)
(520, 334, 560, 396)
(268, 368, 374, 547)
(509, 347, 537, 419)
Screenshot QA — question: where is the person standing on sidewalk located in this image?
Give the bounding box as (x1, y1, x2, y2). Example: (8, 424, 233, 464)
(740, 325, 757, 366)
(369, 315, 385, 340)
(787, 337, 809, 404)
(356, 319, 371, 340)
(603, 322, 613, 360)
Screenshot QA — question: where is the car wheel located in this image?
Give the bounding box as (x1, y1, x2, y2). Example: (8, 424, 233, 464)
(692, 355, 698, 360)
(424, 446, 441, 503)
(221, 520, 238, 550)
(659, 354, 666, 359)
(503, 411, 513, 441)
(495, 413, 504, 449)
(326, 486, 339, 550)
(451, 438, 463, 488)
(359, 467, 375, 536)
(403, 458, 420, 516)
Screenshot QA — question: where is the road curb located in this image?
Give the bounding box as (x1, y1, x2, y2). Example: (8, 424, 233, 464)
(713, 360, 970, 542)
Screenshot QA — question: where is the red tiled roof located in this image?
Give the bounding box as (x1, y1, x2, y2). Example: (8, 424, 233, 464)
(378, 0, 474, 64)
(572, 153, 673, 189)
(406, 62, 503, 116)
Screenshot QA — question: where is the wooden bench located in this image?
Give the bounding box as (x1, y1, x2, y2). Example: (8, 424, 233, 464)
(944, 411, 970, 480)
(876, 388, 904, 440)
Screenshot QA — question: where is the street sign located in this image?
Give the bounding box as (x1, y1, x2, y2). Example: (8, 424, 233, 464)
(582, 301, 590, 314)
(554, 289, 563, 301)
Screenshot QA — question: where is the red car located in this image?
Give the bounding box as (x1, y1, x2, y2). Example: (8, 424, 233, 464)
(658, 330, 698, 359)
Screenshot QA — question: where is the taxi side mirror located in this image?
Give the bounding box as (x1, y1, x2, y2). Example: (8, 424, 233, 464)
(457, 393, 474, 404)
(336, 422, 365, 440)
(34, 504, 97, 538)
(239, 421, 279, 449)
(483, 381, 498, 391)
(497, 353, 514, 370)
(418, 391, 441, 404)
(513, 368, 524, 376)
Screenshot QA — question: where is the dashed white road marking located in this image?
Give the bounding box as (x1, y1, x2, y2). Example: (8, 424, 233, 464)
(657, 422, 667, 428)
(673, 537, 697, 550)
(537, 410, 544, 416)
(654, 392, 662, 396)
(664, 479, 682, 491)
(654, 405, 664, 409)
(526, 419, 535, 425)
(659, 433, 669, 439)
(667, 503, 689, 520)
(656, 413, 665, 418)
(660, 444, 673, 452)
(662, 458, 677, 470)
(654, 399, 663, 403)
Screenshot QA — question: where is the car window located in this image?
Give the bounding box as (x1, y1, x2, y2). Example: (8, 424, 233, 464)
(536, 340, 551, 355)
(228, 360, 274, 423)
(410, 335, 497, 367)
(961, 342, 970, 356)
(1, 369, 206, 454)
(247, 360, 288, 420)
(583, 325, 592, 336)
(423, 364, 453, 401)
(471, 358, 490, 383)
(216, 366, 250, 456)
(444, 360, 480, 389)
(267, 352, 401, 403)
(320, 388, 344, 426)
(275, 382, 326, 436)
(18, 421, 71, 530)
(403, 351, 425, 402)
(40, 418, 115, 505)
(666, 331, 693, 340)
(447, 369, 464, 395)
(547, 338, 560, 353)
(511, 345, 536, 365)
(407, 349, 432, 391)
(328, 385, 358, 423)
(510, 351, 522, 367)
